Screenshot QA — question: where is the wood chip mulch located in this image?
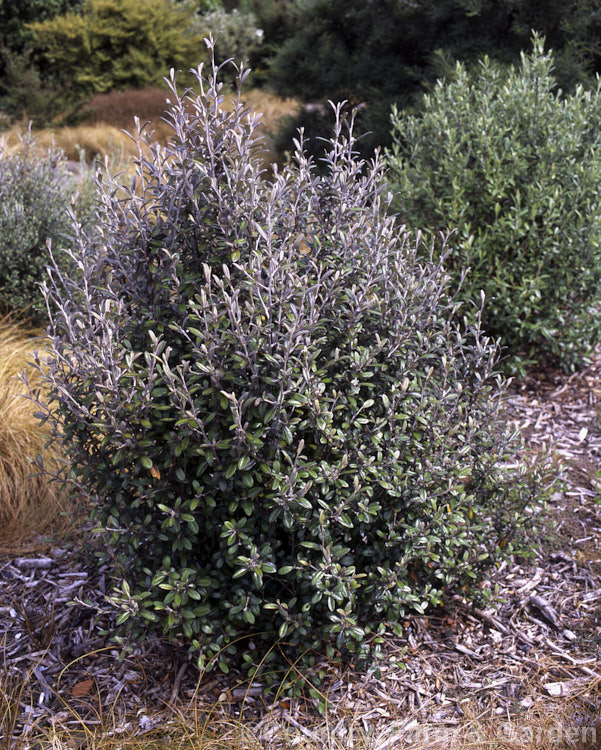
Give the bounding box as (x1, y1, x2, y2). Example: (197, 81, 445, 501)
(2, 351, 601, 745)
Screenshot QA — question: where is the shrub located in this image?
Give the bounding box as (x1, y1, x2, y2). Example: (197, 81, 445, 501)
(0, 132, 84, 323)
(386, 38, 601, 374)
(35, 44, 540, 677)
(29, 0, 206, 98)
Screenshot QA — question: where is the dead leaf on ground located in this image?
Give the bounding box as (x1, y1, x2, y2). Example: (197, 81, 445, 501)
(71, 678, 94, 697)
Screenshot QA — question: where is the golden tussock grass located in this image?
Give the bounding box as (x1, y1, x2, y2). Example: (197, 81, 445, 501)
(3, 88, 299, 167)
(238, 89, 300, 131)
(0, 122, 145, 164)
(0, 317, 76, 555)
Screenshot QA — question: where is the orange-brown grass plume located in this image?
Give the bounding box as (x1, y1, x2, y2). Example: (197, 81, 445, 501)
(0, 317, 75, 555)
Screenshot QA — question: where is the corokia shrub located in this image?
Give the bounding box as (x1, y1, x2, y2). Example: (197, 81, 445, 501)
(34, 43, 541, 677)
(386, 37, 601, 374)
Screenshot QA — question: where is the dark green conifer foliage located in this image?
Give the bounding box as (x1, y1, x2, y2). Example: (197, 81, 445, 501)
(267, 0, 601, 157)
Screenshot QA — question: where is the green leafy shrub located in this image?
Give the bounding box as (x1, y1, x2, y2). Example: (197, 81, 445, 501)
(0, 132, 85, 323)
(386, 38, 601, 374)
(35, 44, 540, 677)
(29, 0, 206, 98)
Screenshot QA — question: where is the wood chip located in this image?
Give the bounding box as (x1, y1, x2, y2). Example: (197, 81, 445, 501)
(528, 594, 561, 629)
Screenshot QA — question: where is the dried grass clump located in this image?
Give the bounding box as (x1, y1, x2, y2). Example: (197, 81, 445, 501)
(7, 123, 145, 163)
(3, 89, 298, 171)
(84, 87, 171, 129)
(238, 89, 299, 131)
(7, 695, 601, 750)
(385, 702, 601, 750)
(0, 317, 74, 554)
(76, 86, 300, 167)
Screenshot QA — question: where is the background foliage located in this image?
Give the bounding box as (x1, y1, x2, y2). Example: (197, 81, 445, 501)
(0, 0, 82, 70)
(28, 0, 206, 98)
(2, 0, 601, 152)
(267, 0, 601, 157)
(194, 8, 264, 82)
(0, 132, 92, 322)
(386, 39, 601, 373)
(0, 0, 84, 125)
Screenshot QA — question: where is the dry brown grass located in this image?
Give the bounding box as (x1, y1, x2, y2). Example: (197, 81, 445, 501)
(3, 88, 299, 167)
(239, 89, 300, 132)
(3, 690, 599, 750)
(0, 317, 76, 555)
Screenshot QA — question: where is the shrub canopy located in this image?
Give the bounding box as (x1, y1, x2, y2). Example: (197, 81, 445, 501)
(35, 46, 541, 677)
(386, 38, 601, 373)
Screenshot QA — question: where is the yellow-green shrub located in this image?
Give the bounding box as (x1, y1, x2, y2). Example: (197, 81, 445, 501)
(30, 0, 206, 97)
